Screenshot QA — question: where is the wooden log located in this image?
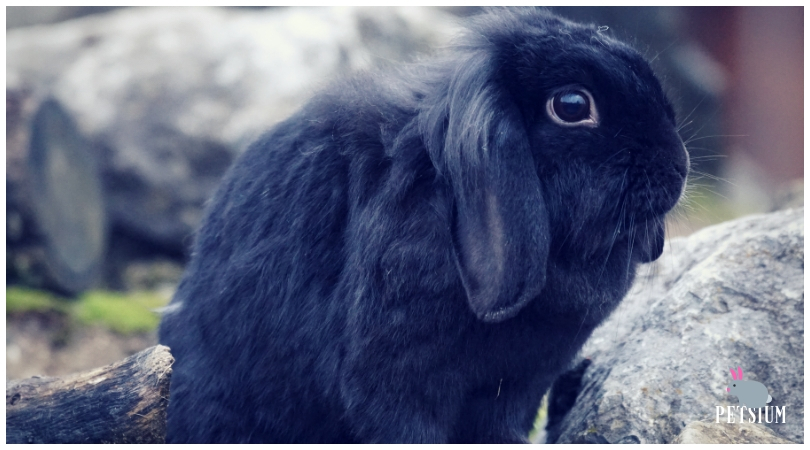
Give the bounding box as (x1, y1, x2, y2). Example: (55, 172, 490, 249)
(6, 90, 107, 294)
(6, 345, 173, 444)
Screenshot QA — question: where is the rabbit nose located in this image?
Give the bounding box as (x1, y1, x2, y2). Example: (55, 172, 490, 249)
(726, 387, 730, 392)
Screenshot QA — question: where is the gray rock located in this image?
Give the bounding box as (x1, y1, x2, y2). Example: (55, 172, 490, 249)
(674, 421, 794, 444)
(7, 6, 460, 250)
(549, 208, 803, 444)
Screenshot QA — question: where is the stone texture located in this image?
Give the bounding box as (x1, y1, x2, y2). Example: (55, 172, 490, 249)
(549, 208, 803, 444)
(674, 421, 794, 444)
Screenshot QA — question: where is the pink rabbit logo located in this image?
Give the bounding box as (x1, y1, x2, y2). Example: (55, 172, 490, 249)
(727, 366, 772, 409)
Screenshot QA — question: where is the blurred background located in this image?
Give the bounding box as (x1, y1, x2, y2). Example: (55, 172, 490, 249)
(6, 6, 803, 380)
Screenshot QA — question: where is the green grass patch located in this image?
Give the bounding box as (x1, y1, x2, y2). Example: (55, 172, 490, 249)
(7, 286, 169, 335)
(6, 286, 67, 314)
(73, 290, 168, 334)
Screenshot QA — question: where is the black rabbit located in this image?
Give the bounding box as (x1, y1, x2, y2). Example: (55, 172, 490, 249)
(159, 7, 688, 443)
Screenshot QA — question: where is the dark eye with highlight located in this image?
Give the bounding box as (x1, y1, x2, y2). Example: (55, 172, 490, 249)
(546, 88, 599, 128)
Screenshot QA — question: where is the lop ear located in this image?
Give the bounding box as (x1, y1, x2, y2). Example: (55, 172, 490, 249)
(420, 51, 550, 323)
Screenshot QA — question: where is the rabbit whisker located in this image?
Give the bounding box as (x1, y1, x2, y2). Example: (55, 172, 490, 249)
(676, 91, 711, 132)
(684, 154, 727, 161)
(624, 214, 637, 277)
(682, 134, 747, 146)
(684, 132, 747, 141)
(676, 119, 694, 133)
(688, 170, 732, 186)
(595, 176, 628, 287)
(595, 147, 632, 172)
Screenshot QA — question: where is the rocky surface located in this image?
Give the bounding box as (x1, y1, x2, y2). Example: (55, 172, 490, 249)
(7, 6, 461, 252)
(674, 421, 795, 444)
(548, 208, 803, 444)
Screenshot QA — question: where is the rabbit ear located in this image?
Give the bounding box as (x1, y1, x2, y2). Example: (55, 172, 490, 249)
(737, 367, 744, 379)
(729, 367, 738, 380)
(420, 52, 550, 323)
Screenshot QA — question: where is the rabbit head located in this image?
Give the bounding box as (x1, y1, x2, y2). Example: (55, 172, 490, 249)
(420, 8, 688, 322)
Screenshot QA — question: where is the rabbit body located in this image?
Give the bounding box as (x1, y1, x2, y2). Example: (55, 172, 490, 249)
(159, 8, 688, 443)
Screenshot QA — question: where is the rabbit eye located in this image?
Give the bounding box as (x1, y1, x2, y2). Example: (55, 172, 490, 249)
(547, 88, 598, 128)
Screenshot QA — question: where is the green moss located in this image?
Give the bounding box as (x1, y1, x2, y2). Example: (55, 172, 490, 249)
(6, 286, 67, 313)
(74, 290, 168, 335)
(7, 286, 169, 335)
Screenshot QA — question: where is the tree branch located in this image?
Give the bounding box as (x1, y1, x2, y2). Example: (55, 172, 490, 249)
(6, 345, 172, 444)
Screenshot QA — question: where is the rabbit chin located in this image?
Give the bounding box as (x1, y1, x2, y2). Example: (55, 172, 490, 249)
(632, 217, 665, 263)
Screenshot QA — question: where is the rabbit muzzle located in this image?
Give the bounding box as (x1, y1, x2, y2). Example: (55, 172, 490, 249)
(636, 140, 688, 262)
(612, 135, 688, 263)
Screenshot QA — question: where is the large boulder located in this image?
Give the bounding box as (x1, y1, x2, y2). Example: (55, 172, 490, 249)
(547, 208, 803, 444)
(7, 6, 460, 252)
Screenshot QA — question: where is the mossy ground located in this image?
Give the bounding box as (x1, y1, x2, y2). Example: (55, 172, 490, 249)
(6, 287, 169, 335)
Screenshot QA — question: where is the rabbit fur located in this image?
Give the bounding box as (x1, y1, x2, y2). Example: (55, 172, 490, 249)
(159, 7, 689, 443)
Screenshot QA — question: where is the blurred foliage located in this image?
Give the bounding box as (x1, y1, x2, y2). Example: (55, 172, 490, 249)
(681, 183, 738, 220)
(666, 182, 740, 237)
(6, 287, 69, 314)
(74, 291, 168, 334)
(6, 286, 169, 335)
